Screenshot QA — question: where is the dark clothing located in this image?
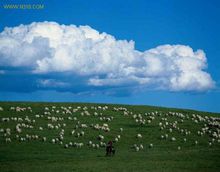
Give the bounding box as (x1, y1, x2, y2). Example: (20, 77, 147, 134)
(108, 141, 113, 147)
(106, 140, 115, 156)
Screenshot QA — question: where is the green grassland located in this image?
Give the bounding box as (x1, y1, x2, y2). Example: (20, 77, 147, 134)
(0, 102, 219, 172)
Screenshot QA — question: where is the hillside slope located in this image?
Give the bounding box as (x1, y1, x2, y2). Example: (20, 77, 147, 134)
(0, 102, 220, 172)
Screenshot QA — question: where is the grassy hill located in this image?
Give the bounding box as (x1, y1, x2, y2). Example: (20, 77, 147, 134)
(0, 102, 219, 172)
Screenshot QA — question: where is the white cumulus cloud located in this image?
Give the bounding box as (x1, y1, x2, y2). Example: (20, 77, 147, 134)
(0, 21, 215, 92)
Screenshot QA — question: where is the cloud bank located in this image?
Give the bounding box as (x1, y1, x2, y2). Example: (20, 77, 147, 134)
(0, 21, 215, 94)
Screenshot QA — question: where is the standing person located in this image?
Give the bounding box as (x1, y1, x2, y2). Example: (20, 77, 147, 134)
(106, 140, 113, 156)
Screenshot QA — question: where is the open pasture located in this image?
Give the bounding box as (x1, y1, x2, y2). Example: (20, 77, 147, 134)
(0, 102, 220, 172)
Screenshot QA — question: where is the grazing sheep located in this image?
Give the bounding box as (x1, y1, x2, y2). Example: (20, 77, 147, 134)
(16, 125, 22, 133)
(42, 137, 47, 142)
(140, 144, 144, 149)
(73, 142, 84, 148)
(96, 144, 100, 149)
(20, 137, 25, 142)
(1, 104, 220, 157)
(5, 128, 11, 135)
(88, 141, 92, 146)
(92, 143, 96, 148)
(135, 146, 140, 152)
(171, 137, 176, 141)
(98, 135, 104, 141)
(195, 140, 198, 145)
(71, 130, 75, 135)
(64, 144, 69, 148)
(100, 142, 106, 147)
(5, 138, 11, 143)
(149, 143, 153, 148)
(69, 142, 73, 147)
(47, 123, 54, 129)
(75, 133, 80, 138)
(80, 124, 88, 128)
(45, 107, 49, 111)
(80, 131, 85, 136)
(136, 134, 142, 139)
(51, 139, 56, 144)
(35, 115, 40, 118)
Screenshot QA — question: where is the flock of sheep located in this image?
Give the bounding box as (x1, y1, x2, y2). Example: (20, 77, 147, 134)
(0, 104, 220, 152)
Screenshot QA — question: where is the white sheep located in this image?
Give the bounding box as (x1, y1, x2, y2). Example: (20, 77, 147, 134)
(80, 131, 85, 136)
(171, 137, 176, 141)
(51, 139, 56, 144)
(5, 138, 11, 143)
(42, 137, 47, 142)
(88, 141, 92, 146)
(169, 128, 173, 133)
(135, 146, 140, 152)
(69, 142, 73, 147)
(136, 134, 142, 139)
(98, 135, 104, 141)
(140, 144, 144, 149)
(71, 130, 75, 135)
(92, 143, 96, 148)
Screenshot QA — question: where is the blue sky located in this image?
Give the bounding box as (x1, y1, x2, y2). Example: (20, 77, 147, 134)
(0, 0, 220, 112)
